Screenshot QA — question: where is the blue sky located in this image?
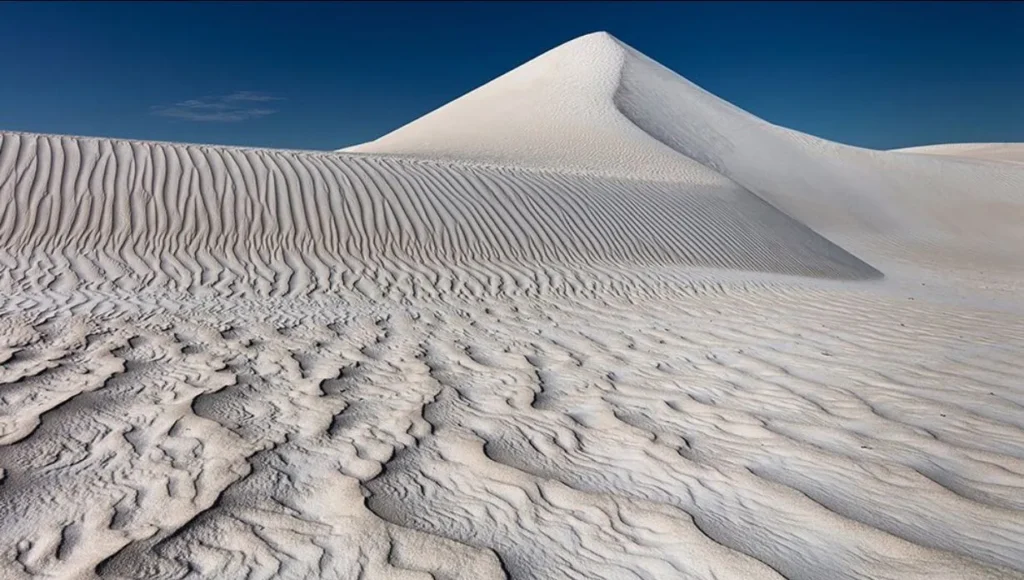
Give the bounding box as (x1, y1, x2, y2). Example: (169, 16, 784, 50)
(0, 1, 1020, 151)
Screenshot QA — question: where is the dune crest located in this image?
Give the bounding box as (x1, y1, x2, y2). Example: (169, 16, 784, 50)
(343, 32, 724, 182)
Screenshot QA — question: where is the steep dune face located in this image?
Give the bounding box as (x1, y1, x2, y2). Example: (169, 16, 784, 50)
(612, 42, 1024, 275)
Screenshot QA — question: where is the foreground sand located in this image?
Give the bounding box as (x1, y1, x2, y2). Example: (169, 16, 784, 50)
(2, 33, 1023, 579)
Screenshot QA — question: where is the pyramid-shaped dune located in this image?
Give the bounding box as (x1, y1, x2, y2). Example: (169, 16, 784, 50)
(349, 32, 1024, 279)
(2, 32, 1024, 580)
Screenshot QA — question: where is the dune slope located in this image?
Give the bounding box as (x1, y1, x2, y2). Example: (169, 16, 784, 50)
(0, 131, 879, 299)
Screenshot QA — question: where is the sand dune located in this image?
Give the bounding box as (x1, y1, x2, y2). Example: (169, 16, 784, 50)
(350, 33, 1024, 280)
(0, 131, 879, 299)
(897, 143, 1024, 163)
(2, 32, 1024, 580)
(896, 143, 1024, 164)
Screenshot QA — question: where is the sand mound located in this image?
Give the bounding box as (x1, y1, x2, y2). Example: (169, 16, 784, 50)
(348, 32, 1024, 279)
(342, 33, 723, 183)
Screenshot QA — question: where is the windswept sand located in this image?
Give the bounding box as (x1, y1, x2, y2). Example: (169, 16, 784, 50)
(895, 143, 1024, 164)
(2, 32, 1023, 580)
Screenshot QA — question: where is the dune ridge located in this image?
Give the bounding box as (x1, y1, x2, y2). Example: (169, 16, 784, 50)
(0, 131, 879, 299)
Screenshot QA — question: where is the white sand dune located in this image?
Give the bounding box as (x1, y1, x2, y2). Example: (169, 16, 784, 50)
(0, 130, 879, 300)
(348, 33, 1024, 281)
(895, 143, 1024, 164)
(2, 32, 1024, 580)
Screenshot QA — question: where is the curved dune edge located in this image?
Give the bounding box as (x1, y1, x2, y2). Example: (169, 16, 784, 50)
(0, 131, 880, 298)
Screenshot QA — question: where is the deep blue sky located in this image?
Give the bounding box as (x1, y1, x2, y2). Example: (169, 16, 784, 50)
(1, 1, 1020, 151)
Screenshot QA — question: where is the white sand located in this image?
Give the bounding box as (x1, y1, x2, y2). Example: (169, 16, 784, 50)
(1, 32, 1023, 580)
(895, 143, 1024, 164)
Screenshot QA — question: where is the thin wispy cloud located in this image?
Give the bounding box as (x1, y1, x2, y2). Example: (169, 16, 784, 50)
(151, 91, 285, 122)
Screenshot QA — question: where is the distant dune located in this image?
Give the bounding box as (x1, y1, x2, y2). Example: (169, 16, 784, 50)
(895, 142, 1024, 164)
(2, 32, 1024, 580)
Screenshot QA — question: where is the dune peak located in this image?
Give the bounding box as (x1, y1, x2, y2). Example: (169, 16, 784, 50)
(341, 31, 733, 182)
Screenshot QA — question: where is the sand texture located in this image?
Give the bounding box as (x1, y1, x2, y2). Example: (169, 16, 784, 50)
(1, 32, 1023, 580)
(896, 143, 1024, 164)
